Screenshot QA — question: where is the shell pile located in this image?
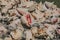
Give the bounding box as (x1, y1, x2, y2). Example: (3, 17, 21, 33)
(0, 0, 60, 40)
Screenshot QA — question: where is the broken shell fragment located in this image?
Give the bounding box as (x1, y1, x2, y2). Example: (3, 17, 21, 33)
(10, 29, 23, 40)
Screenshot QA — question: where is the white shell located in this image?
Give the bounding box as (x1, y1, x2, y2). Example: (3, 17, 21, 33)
(24, 30, 33, 40)
(4, 37, 12, 40)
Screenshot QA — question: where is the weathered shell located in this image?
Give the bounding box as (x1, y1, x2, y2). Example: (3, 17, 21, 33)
(10, 29, 23, 39)
(24, 30, 33, 40)
(4, 36, 12, 40)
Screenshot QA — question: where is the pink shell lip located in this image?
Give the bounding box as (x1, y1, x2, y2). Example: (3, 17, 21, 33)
(25, 14, 32, 25)
(57, 29, 60, 34)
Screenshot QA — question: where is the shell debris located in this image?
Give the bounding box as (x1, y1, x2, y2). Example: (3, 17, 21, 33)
(0, 0, 60, 40)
